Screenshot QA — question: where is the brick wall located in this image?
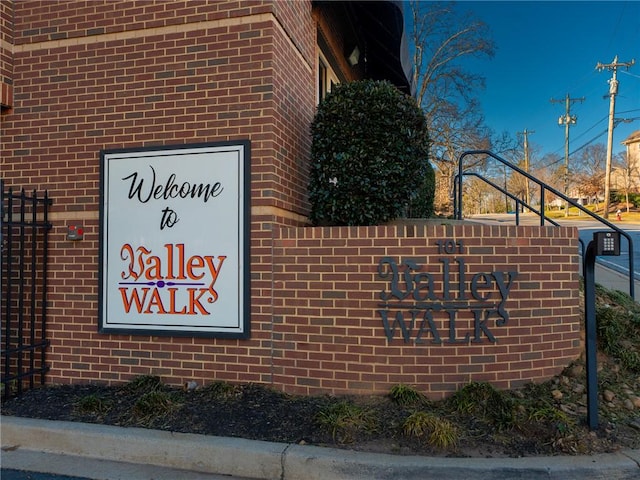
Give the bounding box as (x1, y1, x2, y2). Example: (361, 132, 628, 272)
(1, 2, 582, 399)
(272, 222, 581, 398)
(0, 0, 13, 108)
(1, 1, 316, 388)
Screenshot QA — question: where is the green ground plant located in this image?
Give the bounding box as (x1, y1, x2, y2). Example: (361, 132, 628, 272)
(74, 393, 113, 416)
(117, 374, 181, 426)
(403, 411, 459, 449)
(595, 284, 640, 372)
(201, 380, 239, 399)
(446, 381, 516, 431)
(132, 390, 180, 425)
(315, 400, 378, 443)
(124, 374, 164, 393)
(389, 384, 428, 409)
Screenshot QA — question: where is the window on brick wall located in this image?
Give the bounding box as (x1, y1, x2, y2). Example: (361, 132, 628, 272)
(318, 50, 339, 104)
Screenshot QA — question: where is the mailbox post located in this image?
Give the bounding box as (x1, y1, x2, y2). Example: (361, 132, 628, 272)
(583, 231, 621, 430)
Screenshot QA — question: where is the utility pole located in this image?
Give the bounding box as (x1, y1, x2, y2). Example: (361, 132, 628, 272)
(551, 93, 584, 217)
(596, 55, 635, 219)
(517, 129, 534, 211)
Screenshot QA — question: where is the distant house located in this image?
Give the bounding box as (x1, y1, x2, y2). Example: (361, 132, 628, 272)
(612, 129, 640, 194)
(622, 130, 640, 165)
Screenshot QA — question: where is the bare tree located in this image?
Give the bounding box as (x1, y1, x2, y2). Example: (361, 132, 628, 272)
(612, 151, 640, 212)
(431, 102, 492, 212)
(409, 1, 496, 213)
(472, 132, 521, 213)
(535, 152, 564, 210)
(463, 176, 495, 214)
(572, 144, 607, 206)
(410, 1, 495, 119)
(446, 129, 523, 215)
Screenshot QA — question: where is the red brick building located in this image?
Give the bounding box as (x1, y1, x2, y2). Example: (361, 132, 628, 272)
(1, 1, 580, 398)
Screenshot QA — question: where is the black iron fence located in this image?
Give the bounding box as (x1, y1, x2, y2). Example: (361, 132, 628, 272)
(1, 180, 52, 399)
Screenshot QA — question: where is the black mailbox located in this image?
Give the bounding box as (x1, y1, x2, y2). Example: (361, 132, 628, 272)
(594, 231, 620, 256)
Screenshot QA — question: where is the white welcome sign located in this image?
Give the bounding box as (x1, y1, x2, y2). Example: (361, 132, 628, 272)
(99, 142, 250, 337)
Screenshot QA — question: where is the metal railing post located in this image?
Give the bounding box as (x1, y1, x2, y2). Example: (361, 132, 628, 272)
(583, 238, 599, 430)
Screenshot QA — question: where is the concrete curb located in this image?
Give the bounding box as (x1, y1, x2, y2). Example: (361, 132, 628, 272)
(1, 416, 281, 479)
(2, 416, 640, 480)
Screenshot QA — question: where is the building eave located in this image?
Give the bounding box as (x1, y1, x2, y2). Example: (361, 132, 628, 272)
(314, 0, 413, 94)
(621, 129, 640, 146)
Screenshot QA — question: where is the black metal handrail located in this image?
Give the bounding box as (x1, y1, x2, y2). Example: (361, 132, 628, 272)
(453, 150, 634, 297)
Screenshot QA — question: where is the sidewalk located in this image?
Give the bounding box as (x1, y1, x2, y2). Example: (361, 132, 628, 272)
(594, 261, 640, 300)
(2, 416, 639, 480)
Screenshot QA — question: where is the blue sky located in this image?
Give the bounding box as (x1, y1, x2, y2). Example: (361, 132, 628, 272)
(423, 1, 640, 158)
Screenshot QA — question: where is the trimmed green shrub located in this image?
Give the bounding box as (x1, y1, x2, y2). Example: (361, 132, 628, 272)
(407, 159, 436, 218)
(308, 80, 432, 226)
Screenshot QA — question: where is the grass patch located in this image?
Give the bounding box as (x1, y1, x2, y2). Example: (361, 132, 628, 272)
(595, 285, 640, 373)
(201, 380, 238, 399)
(131, 390, 181, 427)
(389, 384, 427, 409)
(117, 375, 183, 426)
(125, 375, 164, 393)
(74, 393, 113, 416)
(527, 405, 573, 429)
(446, 382, 515, 430)
(403, 411, 459, 449)
(134, 391, 175, 416)
(315, 400, 378, 443)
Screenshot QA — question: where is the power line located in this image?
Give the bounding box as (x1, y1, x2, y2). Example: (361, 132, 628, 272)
(540, 117, 636, 168)
(538, 128, 607, 172)
(549, 113, 607, 157)
(565, 116, 639, 158)
(620, 70, 640, 80)
(570, 114, 608, 144)
(617, 108, 640, 115)
(569, 129, 609, 157)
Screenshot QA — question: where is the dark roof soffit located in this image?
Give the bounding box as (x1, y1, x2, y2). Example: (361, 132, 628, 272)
(314, 1, 413, 94)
